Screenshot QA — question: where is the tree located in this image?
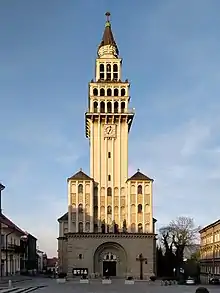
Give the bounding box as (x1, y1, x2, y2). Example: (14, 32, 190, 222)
(157, 227, 176, 277)
(157, 216, 200, 278)
(168, 217, 200, 264)
(191, 250, 200, 262)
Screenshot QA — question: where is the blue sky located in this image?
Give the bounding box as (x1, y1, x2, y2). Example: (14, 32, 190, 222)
(1, 0, 220, 256)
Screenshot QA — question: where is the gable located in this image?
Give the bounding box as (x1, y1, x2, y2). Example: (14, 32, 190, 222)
(127, 170, 153, 182)
(67, 169, 93, 181)
(57, 212, 68, 222)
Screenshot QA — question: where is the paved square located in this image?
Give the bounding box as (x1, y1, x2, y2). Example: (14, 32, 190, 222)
(39, 280, 220, 293)
(3, 279, 219, 293)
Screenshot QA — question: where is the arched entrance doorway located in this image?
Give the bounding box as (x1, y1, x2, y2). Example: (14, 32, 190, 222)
(93, 242, 127, 277)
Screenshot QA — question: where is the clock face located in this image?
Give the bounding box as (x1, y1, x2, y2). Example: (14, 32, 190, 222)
(104, 124, 116, 138)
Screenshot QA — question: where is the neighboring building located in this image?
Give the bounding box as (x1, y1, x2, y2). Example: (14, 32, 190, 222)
(57, 12, 156, 279)
(20, 233, 37, 274)
(42, 253, 47, 272)
(37, 249, 44, 272)
(199, 219, 220, 279)
(47, 257, 58, 272)
(0, 213, 25, 276)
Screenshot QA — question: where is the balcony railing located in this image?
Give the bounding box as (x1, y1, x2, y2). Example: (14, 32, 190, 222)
(86, 108, 135, 115)
(1, 243, 25, 253)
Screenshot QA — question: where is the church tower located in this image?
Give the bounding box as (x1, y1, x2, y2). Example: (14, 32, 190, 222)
(85, 12, 134, 233)
(58, 12, 156, 279)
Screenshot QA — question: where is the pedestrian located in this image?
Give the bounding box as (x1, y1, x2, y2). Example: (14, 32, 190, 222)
(195, 287, 209, 293)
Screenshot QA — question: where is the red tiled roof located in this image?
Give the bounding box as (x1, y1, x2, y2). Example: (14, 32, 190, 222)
(0, 213, 25, 235)
(47, 257, 58, 267)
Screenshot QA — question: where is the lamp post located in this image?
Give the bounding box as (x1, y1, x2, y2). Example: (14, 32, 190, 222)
(0, 183, 5, 277)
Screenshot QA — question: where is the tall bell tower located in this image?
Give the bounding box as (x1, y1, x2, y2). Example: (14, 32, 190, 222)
(85, 12, 135, 232)
(58, 12, 156, 278)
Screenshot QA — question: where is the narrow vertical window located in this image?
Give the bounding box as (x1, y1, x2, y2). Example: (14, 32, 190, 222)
(100, 64, 104, 80)
(106, 64, 111, 81)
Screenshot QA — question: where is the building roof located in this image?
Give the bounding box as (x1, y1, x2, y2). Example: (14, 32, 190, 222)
(0, 213, 25, 235)
(47, 257, 58, 267)
(67, 169, 93, 181)
(27, 232, 37, 240)
(199, 219, 220, 233)
(127, 170, 153, 182)
(98, 12, 119, 55)
(57, 212, 68, 222)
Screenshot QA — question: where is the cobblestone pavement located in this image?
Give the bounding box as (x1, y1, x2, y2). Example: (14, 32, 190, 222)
(0, 278, 219, 293)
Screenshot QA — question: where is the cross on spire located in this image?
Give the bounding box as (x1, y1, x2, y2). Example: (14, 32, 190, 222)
(98, 12, 119, 56)
(105, 12, 111, 22)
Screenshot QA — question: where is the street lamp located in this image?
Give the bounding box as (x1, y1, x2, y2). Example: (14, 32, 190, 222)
(0, 183, 5, 277)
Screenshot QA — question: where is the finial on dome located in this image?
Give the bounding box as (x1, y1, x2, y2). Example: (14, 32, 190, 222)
(137, 168, 140, 172)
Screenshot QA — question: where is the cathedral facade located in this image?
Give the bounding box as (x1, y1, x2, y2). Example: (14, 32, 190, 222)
(57, 13, 156, 279)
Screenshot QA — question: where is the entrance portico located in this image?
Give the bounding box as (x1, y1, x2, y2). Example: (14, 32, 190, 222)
(94, 242, 127, 278)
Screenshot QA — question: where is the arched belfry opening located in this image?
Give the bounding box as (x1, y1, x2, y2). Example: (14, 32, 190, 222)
(100, 64, 105, 80)
(113, 64, 118, 81)
(106, 64, 111, 81)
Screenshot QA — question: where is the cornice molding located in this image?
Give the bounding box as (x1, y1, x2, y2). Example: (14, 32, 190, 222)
(66, 232, 156, 239)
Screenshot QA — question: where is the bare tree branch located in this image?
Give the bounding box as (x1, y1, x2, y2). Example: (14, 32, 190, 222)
(168, 217, 201, 247)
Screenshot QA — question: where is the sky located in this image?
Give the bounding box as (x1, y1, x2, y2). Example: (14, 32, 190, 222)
(0, 0, 220, 256)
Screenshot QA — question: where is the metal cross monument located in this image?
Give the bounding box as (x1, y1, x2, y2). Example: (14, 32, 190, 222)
(136, 253, 147, 280)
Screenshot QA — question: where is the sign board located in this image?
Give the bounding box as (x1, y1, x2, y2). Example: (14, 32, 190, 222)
(72, 268, 88, 276)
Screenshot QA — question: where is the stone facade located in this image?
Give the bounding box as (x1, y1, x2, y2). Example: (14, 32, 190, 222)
(200, 219, 220, 281)
(57, 12, 157, 279)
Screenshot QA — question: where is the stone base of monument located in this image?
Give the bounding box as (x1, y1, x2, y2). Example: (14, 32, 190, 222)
(57, 278, 66, 284)
(125, 279, 135, 284)
(80, 279, 89, 284)
(102, 279, 112, 284)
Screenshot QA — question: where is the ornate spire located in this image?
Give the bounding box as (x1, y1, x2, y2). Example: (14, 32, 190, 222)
(98, 12, 119, 55)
